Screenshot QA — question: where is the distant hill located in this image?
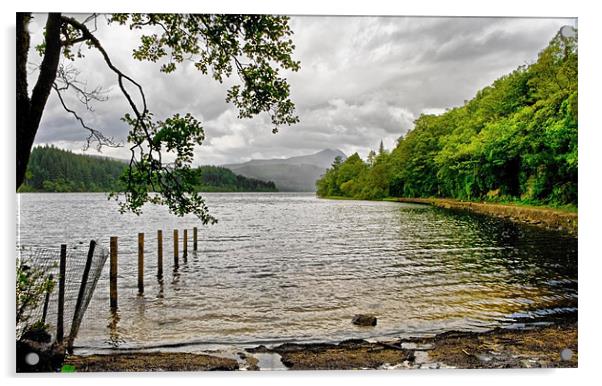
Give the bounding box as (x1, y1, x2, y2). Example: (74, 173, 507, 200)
(194, 166, 277, 192)
(19, 145, 277, 193)
(224, 149, 347, 192)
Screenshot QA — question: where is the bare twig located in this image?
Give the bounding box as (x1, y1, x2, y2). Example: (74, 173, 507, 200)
(52, 82, 119, 151)
(55, 64, 109, 112)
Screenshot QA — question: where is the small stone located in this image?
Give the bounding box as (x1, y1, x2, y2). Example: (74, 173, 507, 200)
(560, 348, 573, 361)
(352, 314, 377, 326)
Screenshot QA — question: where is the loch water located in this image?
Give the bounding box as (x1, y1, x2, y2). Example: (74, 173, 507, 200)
(17, 192, 577, 352)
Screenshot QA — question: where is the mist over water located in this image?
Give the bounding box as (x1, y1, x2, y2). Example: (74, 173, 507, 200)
(17, 193, 577, 352)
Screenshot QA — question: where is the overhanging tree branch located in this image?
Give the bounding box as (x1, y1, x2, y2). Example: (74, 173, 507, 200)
(18, 13, 300, 222)
(60, 15, 218, 222)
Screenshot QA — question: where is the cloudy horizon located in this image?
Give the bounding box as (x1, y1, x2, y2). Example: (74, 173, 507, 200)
(27, 14, 576, 165)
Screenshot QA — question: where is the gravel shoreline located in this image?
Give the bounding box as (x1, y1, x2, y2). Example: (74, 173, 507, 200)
(64, 320, 577, 371)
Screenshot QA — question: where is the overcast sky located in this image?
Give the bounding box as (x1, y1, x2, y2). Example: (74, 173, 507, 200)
(28, 14, 576, 165)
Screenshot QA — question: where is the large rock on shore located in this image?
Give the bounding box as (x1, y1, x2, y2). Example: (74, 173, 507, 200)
(352, 314, 377, 326)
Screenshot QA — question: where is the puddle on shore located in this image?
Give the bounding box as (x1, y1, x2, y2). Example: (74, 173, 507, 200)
(195, 348, 286, 370)
(400, 342, 433, 350)
(253, 352, 287, 371)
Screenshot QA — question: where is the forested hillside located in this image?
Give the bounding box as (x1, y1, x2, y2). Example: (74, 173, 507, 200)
(19, 145, 126, 192)
(317, 30, 577, 206)
(19, 146, 277, 193)
(194, 166, 277, 192)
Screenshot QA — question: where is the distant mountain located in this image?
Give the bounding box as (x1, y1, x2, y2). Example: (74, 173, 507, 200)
(223, 149, 347, 192)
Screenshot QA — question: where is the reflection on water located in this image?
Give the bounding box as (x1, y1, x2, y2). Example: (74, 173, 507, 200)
(106, 308, 124, 348)
(17, 193, 577, 351)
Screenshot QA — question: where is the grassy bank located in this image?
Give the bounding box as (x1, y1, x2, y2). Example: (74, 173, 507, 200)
(64, 321, 577, 371)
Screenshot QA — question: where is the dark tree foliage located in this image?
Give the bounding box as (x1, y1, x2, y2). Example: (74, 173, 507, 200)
(17, 13, 299, 224)
(316, 29, 577, 206)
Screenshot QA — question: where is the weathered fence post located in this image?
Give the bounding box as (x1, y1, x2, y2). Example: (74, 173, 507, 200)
(68, 240, 96, 352)
(183, 229, 188, 260)
(57, 244, 67, 344)
(193, 227, 198, 251)
(157, 230, 163, 279)
(41, 274, 53, 323)
(138, 233, 144, 294)
(173, 229, 179, 267)
(110, 237, 118, 309)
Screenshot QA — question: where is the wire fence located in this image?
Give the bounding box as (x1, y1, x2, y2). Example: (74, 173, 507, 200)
(16, 241, 108, 350)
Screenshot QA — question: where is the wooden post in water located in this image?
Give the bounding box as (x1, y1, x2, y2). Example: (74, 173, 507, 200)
(183, 229, 188, 260)
(157, 230, 163, 279)
(173, 229, 179, 266)
(109, 237, 118, 309)
(138, 233, 144, 294)
(56, 244, 67, 344)
(193, 227, 198, 251)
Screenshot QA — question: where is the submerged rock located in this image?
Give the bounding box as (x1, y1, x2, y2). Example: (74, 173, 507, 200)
(352, 314, 377, 326)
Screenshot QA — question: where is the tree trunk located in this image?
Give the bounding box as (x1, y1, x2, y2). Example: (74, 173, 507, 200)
(16, 13, 62, 190)
(16, 13, 31, 189)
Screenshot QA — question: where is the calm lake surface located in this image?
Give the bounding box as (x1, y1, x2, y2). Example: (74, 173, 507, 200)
(17, 192, 577, 352)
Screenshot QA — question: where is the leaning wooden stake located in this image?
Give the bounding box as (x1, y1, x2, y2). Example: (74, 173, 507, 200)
(110, 237, 118, 309)
(67, 240, 96, 352)
(57, 244, 67, 344)
(138, 233, 144, 294)
(157, 230, 163, 279)
(183, 229, 188, 260)
(41, 274, 53, 324)
(174, 229, 179, 267)
(193, 227, 198, 251)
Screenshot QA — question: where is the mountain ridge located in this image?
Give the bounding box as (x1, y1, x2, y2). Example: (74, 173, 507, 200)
(223, 149, 346, 192)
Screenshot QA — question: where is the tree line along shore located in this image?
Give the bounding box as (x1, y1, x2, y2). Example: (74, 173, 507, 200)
(317, 30, 577, 212)
(17, 145, 277, 193)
